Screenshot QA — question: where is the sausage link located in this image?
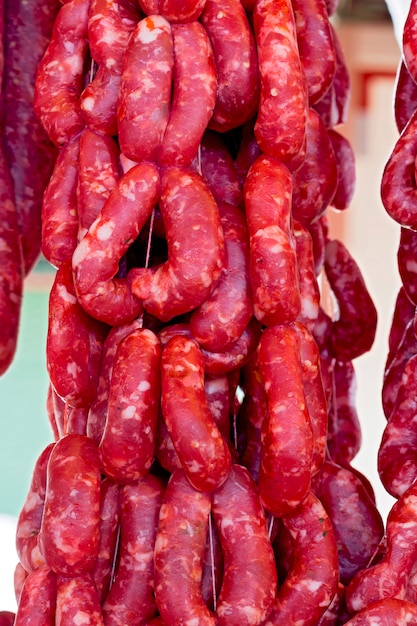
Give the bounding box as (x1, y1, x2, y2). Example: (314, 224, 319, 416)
(265, 492, 339, 625)
(91, 479, 120, 603)
(394, 60, 417, 134)
(34, 0, 89, 146)
(99, 328, 161, 483)
(72, 161, 160, 325)
(328, 128, 356, 211)
(253, 0, 308, 166)
(80, 0, 139, 136)
(154, 469, 216, 625)
(257, 324, 313, 517)
(129, 166, 225, 322)
(291, 0, 336, 105)
(386, 286, 415, 370)
(14, 564, 56, 626)
(402, 0, 417, 84)
(397, 226, 417, 305)
(382, 317, 417, 420)
(201, 0, 259, 132)
(117, 15, 174, 163)
(102, 475, 165, 625)
(344, 598, 417, 625)
(138, 0, 206, 21)
(293, 222, 320, 333)
(16, 443, 55, 573)
(212, 464, 277, 625)
(200, 131, 243, 208)
(39, 434, 102, 575)
(160, 335, 232, 491)
(159, 21, 216, 168)
(190, 202, 253, 352)
(244, 154, 301, 327)
(41, 135, 80, 269)
(292, 108, 338, 226)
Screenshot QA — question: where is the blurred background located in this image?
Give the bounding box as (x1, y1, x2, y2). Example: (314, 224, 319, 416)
(0, 0, 408, 613)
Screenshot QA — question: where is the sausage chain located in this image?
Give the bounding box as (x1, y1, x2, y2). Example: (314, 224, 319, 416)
(0, 0, 395, 624)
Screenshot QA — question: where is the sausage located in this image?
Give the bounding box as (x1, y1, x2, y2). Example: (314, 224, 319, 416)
(291, 107, 338, 226)
(257, 324, 313, 517)
(397, 226, 417, 306)
(291, 0, 336, 105)
(264, 492, 339, 625)
(326, 360, 362, 467)
(244, 154, 300, 327)
(344, 598, 417, 625)
(16, 443, 55, 573)
(138, 0, 206, 21)
(294, 321, 327, 476)
(34, 0, 89, 146)
(3, 0, 59, 274)
(402, 0, 417, 85)
(0, 123, 23, 377)
(117, 15, 174, 163)
(394, 60, 417, 134)
(0, 612, 15, 626)
(211, 464, 277, 625)
(160, 335, 232, 491)
(200, 131, 243, 208)
(55, 574, 103, 625)
(234, 121, 262, 190)
(190, 202, 253, 352)
(313, 461, 384, 586)
(99, 328, 161, 483)
(378, 353, 417, 498)
(80, 0, 139, 136)
(200, 0, 259, 132)
(154, 469, 216, 625)
(90, 479, 120, 603)
(324, 238, 378, 361)
(328, 128, 356, 211)
(77, 129, 120, 239)
(382, 317, 417, 420)
(72, 161, 160, 326)
(41, 135, 80, 269)
(158, 21, 216, 168)
(346, 479, 417, 613)
(86, 318, 143, 443)
(129, 166, 225, 322)
(102, 475, 165, 625)
(39, 434, 102, 575)
(293, 222, 320, 333)
(47, 259, 106, 409)
(253, 0, 308, 166)
(386, 286, 415, 370)
(381, 107, 417, 229)
(14, 564, 56, 626)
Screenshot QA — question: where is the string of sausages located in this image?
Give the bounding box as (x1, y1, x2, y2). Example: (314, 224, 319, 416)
(0, 0, 405, 624)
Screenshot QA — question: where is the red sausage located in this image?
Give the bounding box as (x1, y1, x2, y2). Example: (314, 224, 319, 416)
(158, 21, 217, 168)
(293, 222, 320, 333)
(291, 0, 336, 105)
(3, 0, 59, 274)
(211, 464, 277, 625)
(77, 129, 120, 238)
(129, 166, 225, 322)
(253, 0, 308, 166)
(55, 574, 103, 625)
(313, 461, 384, 586)
(200, 131, 243, 208)
(14, 565, 56, 626)
(394, 60, 417, 134)
(47, 259, 106, 409)
(397, 226, 417, 306)
(257, 324, 313, 517)
(324, 238, 378, 361)
(34, 0, 89, 146)
(200, 0, 259, 132)
(91, 479, 120, 603)
(344, 598, 417, 625)
(382, 317, 417, 420)
(117, 15, 174, 163)
(102, 475, 165, 625)
(39, 434, 102, 576)
(190, 202, 253, 352)
(41, 135, 80, 269)
(99, 328, 161, 483)
(72, 161, 160, 325)
(386, 286, 415, 369)
(291, 107, 338, 226)
(265, 492, 339, 625)
(402, 0, 417, 84)
(244, 154, 301, 327)
(16, 443, 55, 573)
(80, 0, 139, 136)
(328, 128, 356, 211)
(154, 469, 216, 625)
(138, 0, 206, 21)
(0, 612, 15, 626)
(160, 335, 232, 491)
